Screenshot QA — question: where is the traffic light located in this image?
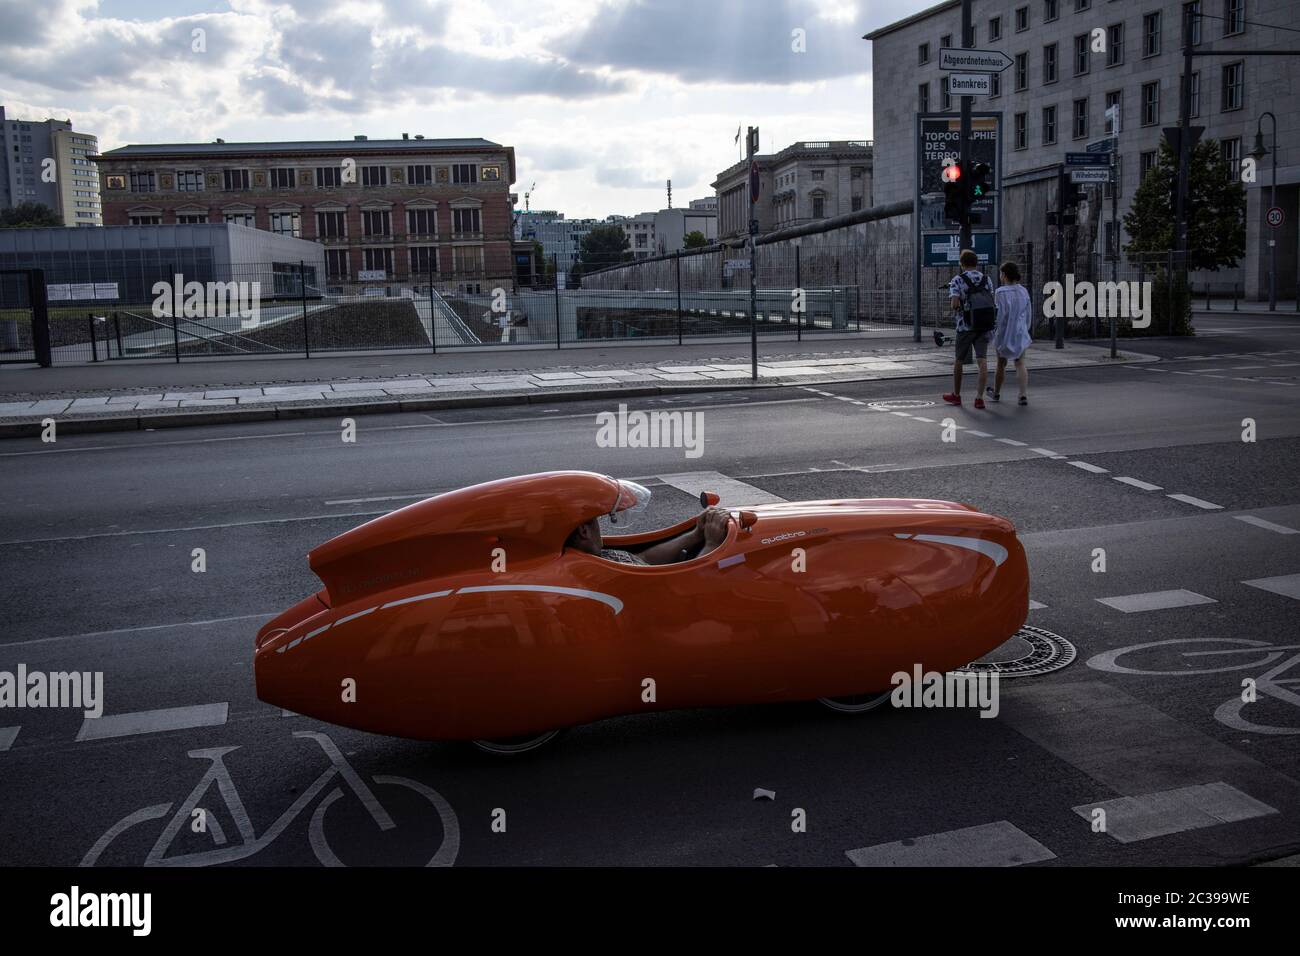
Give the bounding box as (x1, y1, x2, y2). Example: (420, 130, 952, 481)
(965, 162, 990, 225)
(942, 161, 966, 224)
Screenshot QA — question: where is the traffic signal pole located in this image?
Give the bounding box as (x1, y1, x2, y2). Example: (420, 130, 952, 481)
(959, 0, 973, 251)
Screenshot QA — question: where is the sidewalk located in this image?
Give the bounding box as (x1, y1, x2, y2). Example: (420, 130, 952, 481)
(0, 336, 1156, 438)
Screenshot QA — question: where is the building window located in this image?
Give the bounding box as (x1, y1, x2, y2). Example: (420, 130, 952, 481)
(407, 164, 432, 186)
(325, 249, 349, 278)
(1141, 81, 1160, 125)
(269, 210, 301, 236)
(941, 75, 951, 110)
(1014, 112, 1028, 150)
(1143, 12, 1161, 57)
(406, 207, 436, 236)
(363, 248, 393, 275)
(128, 213, 160, 225)
(1221, 137, 1241, 181)
(1187, 71, 1201, 117)
(1016, 5, 1030, 31)
(480, 166, 501, 182)
(919, 42, 930, 64)
(851, 196, 863, 211)
(1184, 2, 1202, 45)
(940, 34, 952, 48)
(1105, 90, 1122, 133)
(1044, 43, 1058, 83)
(1044, 0, 1058, 21)
(175, 170, 203, 192)
(1106, 24, 1123, 66)
(812, 196, 825, 218)
(452, 163, 478, 184)
(1075, 0, 1090, 10)
(811, 169, 825, 181)
(989, 16, 1002, 40)
(918, 81, 930, 111)
(990, 71, 1001, 97)
(223, 169, 249, 191)
(361, 209, 391, 236)
(452, 246, 484, 274)
(410, 246, 437, 275)
(316, 166, 342, 188)
(175, 213, 207, 224)
(1073, 97, 1088, 138)
(1043, 105, 1057, 144)
(223, 211, 255, 227)
(1223, 0, 1244, 36)
(1074, 34, 1089, 75)
(1221, 62, 1243, 111)
(1140, 150, 1157, 179)
(1015, 51, 1028, 90)
(452, 207, 481, 234)
(129, 171, 155, 192)
(316, 210, 346, 238)
(361, 165, 388, 187)
(270, 168, 295, 189)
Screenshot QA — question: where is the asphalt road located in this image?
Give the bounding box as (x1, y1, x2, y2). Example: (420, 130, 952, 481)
(2, 314, 1298, 867)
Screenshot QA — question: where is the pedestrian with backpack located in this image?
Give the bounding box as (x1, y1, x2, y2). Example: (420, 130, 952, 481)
(942, 249, 996, 409)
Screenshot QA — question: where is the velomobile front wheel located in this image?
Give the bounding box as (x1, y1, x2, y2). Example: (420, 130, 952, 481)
(818, 691, 892, 714)
(471, 729, 565, 756)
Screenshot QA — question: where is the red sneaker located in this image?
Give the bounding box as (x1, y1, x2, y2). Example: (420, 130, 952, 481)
(973, 397, 986, 409)
(942, 393, 962, 405)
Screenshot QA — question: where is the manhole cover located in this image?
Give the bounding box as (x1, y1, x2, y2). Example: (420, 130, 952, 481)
(957, 625, 1076, 677)
(867, 399, 936, 410)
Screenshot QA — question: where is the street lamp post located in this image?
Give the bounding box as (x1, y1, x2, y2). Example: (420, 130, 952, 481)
(1249, 112, 1277, 311)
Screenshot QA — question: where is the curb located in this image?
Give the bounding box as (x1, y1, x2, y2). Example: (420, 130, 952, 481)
(0, 349, 1157, 440)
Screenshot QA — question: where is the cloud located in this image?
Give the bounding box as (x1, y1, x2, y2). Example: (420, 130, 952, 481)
(560, 0, 871, 85)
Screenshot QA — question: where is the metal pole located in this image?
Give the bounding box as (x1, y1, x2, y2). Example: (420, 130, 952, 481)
(300, 260, 311, 358)
(113, 310, 123, 359)
(1110, 122, 1119, 358)
(1267, 112, 1277, 311)
(959, 0, 973, 251)
(168, 261, 180, 363)
(1055, 169, 1065, 348)
(675, 251, 683, 346)
(748, 126, 759, 381)
(88, 312, 98, 362)
(1175, 9, 1193, 261)
(553, 254, 561, 349)
(428, 256, 437, 353)
(796, 245, 803, 342)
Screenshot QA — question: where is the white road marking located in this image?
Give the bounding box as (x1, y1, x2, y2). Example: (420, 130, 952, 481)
(1072, 782, 1277, 844)
(1167, 493, 1223, 510)
(1234, 515, 1299, 535)
(1028, 600, 1047, 610)
(996, 438, 1027, 446)
(0, 727, 18, 751)
(1096, 589, 1217, 613)
(5, 612, 277, 649)
(912, 415, 936, 422)
(1067, 461, 1110, 474)
(326, 492, 441, 505)
(0, 431, 310, 459)
(966, 429, 991, 437)
(77, 702, 229, 742)
(1242, 574, 1300, 601)
(656, 470, 786, 505)
(0, 510, 390, 547)
(1113, 476, 1162, 491)
(845, 821, 1056, 867)
(1029, 448, 1060, 457)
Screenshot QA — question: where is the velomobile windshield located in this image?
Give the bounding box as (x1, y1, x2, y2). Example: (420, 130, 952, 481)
(608, 479, 651, 524)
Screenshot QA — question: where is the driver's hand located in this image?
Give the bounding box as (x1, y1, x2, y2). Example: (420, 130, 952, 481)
(701, 506, 730, 546)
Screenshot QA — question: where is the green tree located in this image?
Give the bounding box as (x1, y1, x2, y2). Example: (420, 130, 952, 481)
(1123, 138, 1246, 272)
(578, 224, 632, 274)
(683, 230, 709, 249)
(0, 202, 62, 228)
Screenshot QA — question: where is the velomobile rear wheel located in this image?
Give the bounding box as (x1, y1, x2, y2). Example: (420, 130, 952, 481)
(471, 729, 564, 756)
(818, 690, 892, 714)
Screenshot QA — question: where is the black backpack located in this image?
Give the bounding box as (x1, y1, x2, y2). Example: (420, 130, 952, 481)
(960, 273, 997, 333)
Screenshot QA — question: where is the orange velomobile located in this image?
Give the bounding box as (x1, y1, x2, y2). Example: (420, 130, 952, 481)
(255, 471, 1028, 753)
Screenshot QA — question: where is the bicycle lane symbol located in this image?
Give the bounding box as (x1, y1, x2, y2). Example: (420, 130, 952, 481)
(1087, 638, 1300, 736)
(80, 731, 460, 867)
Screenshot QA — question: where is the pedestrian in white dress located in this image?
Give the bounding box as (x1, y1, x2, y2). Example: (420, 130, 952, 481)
(988, 261, 1032, 406)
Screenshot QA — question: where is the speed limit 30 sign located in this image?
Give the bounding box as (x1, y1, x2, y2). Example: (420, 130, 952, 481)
(1266, 206, 1284, 228)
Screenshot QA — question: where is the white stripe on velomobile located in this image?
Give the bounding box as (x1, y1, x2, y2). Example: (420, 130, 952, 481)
(381, 589, 453, 609)
(894, 532, 1009, 567)
(457, 584, 624, 615)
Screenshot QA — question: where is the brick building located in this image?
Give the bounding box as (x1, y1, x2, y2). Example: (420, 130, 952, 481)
(94, 135, 517, 292)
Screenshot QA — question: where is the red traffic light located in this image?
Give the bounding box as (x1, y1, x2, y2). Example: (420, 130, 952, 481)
(942, 162, 962, 183)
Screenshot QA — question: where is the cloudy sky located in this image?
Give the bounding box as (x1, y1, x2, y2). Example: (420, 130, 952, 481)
(0, 0, 929, 219)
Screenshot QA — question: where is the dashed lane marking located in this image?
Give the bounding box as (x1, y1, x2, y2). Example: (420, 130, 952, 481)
(845, 821, 1056, 867)
(1234, 515, 1300, 535)
(1242, 574, 1300, 601)
(76, 702, 229, 742)
(996, 438, 1027, 446)
(1113, 476, 1162, 491)
(0, 727, 18, 751)
(1068, 461, 1110, 474)
(1072, 783, 1278, 844)
(966, 429, 992, 437)
(1096, 589, 1217, 613)
(4, 612, 278, 649)
(656, 471, 787, 505)
(1167, 493, 1224, 510)
(1028, 600, 1048, 610)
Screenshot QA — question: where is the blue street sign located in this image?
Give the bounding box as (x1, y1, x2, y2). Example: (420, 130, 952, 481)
(1065, 152, 1110, 166)
(1086, 139, 1115, 153)
(923, 232, 999, 267)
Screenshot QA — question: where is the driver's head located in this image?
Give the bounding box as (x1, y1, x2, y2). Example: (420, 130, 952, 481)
(566, 517, 603, 555)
